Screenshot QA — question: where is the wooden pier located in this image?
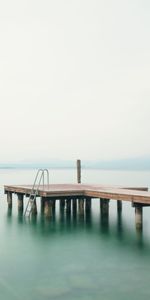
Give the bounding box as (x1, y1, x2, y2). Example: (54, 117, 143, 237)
(4, 183, 150, 230)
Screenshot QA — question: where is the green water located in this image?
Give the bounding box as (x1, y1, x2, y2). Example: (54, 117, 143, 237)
(1, 169, 150, 300)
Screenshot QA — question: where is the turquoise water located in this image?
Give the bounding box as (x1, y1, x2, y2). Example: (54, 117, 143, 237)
(1, 169, 150, 299)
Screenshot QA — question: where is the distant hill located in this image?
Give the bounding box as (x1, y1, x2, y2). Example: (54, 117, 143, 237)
(83, 157, 150, 170)
(1, 157, 150, 170)
(0, 160, 74, 169)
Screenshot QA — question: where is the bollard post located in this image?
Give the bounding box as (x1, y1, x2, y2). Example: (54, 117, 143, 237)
(77, 159, 81, 183)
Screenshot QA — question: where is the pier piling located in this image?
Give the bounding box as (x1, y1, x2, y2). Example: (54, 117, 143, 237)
(66, 199, 71, 212)
(44, 200, 52, 217)
(100, 199, 109, 230)
(17, 194, 24, 212)
(60, 199, 65, 211)
(7, 192, 12, 209)
(44, 197, 53, 218)
(117, 200, 122, 212)
(41, 197, 45, 214)
(72, 199, 77, 211)
(78, 198, 84, 215)
(135, 205, 143, 230)
(100, 198, 109, 216)
(52, 199, 56, 213)
(32, 200, 37, 215)
(85, 197, 91, 211)
(72, 199, 77, 218)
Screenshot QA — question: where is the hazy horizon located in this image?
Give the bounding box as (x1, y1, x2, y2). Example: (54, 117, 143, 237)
(1, 156, 150, 171)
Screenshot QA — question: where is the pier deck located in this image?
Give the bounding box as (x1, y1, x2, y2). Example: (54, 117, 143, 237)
(4, 183, 149, 204)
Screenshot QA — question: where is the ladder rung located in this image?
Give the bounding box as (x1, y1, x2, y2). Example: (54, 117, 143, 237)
(24, 168, 50, 216)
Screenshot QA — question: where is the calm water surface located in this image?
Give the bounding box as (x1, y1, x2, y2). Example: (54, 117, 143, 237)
(0, 169, 150, 300)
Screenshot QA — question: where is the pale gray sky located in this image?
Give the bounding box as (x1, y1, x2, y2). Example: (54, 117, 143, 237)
(0, 0, 150, 162)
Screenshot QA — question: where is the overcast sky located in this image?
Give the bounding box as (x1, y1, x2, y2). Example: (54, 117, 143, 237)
(0, 0, 150, 162)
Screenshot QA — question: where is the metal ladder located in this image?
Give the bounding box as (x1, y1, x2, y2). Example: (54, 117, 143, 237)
(24, 169, 49, 217)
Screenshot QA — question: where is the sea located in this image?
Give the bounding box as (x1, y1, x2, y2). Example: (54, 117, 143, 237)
(0, 168, 150, 300)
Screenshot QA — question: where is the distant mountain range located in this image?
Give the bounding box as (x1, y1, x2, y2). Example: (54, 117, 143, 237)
(1, 157, 150, 170)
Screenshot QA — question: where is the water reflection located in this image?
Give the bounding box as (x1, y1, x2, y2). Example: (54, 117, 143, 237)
(136, 227, 144, 249)
(100, 211, 109, 234)
(7, 207, 12, 218)
(85, 211, 92, 229)
(5, 204, 147, 251)
(17, 212, 24, 224)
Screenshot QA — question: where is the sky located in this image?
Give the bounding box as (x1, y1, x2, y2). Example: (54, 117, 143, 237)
(0, 0, 150, 162)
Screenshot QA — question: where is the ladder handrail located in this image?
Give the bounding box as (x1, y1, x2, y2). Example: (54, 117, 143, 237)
(31, 168, 49, 194)
(33, 171, 44, 196)
(31, 169, 44, 192)
(43, 169, 49, 187)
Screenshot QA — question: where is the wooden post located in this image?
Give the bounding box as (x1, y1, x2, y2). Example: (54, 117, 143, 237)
(52, 199, 56, 213)
(60, 199, 65, 211)
(72, 199, 77, 211)
(100, 198, 109, 216)
(117, 206, 123, 234)
(7, 192, 12, 209)
(44, 200, 50, 217)
(41, 197, 45, 214)
(72, 199, 77, 219)
(72, 198, 77, 221)
(77, 159, 81, 183)
(78, 198, 84, 215)
(117, 200, 122, 212)
(17, 194, 24, 212)
(85, 197, 91, 211)
(100, 198, 109, 230)
(32, 200, 37, 215)
(135, 205, 143, 230)
(66, 199, 71, 212)
(44, 199, 53, 217)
